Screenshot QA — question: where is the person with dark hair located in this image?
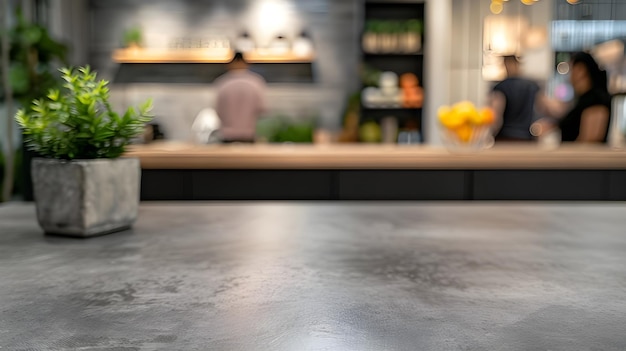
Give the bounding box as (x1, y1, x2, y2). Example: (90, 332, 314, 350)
(533, 52, 612, 143)
(490, 55, 541, 142)
(214, 52, 267, 143)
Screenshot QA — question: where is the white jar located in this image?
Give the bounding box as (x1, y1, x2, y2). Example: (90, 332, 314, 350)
(293, 31, 314, 58)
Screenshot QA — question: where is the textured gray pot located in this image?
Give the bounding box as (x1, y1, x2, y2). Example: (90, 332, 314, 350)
(32, 158, 141, 237)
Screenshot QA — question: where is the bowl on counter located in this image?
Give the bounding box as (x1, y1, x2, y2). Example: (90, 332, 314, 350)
(438, 101, 495, 153)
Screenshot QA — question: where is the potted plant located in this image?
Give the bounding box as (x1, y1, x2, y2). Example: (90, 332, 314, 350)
(404, 19, 422, 54)
(123, 27, 143, 49)
(15, 66, 153, 237)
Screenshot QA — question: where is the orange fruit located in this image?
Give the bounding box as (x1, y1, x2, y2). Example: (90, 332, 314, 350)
(467, 107, 492, 125)
(400, 73, 418, 88)
(452, 101, 478, 125)
(438, 105, 465, 129)
(454, 124, 473, 143)
(474, 107, 495, 125)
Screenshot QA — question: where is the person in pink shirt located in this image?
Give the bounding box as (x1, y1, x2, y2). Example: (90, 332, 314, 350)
(214, 52, 267, 143)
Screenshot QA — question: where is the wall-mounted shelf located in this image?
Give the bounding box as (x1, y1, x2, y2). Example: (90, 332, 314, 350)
(361, 107, 422, 112)
(363, 53, 423, 57)
(112, 48, 315, 64)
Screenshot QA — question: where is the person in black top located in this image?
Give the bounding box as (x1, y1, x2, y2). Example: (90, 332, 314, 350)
(490, 55, 541, 142)
(533, 52, 612, 143)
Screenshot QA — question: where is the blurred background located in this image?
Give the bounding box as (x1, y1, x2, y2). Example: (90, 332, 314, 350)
(3, 0, 626, 199)
(3, 0, 626, 142)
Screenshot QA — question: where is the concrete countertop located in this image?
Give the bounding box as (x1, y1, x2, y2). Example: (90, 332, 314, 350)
(1, 202, 625, 350)
(125, 142, 626, 170)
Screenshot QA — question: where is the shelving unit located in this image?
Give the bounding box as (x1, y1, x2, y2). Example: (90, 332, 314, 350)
(363, 53, 423, 57)
(359, 1, 425, 142)
(110, 48, 316, 84)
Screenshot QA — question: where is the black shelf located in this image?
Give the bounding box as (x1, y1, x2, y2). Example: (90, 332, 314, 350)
(112, 62, 314, 84)
(360, 106, 422, 129)
(359, 2, 425, 142)
(364, 2, 425, 20)
(361, 107, 422, 112)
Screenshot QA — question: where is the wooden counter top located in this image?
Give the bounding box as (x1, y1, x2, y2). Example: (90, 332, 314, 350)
(125, 142, 626, 170)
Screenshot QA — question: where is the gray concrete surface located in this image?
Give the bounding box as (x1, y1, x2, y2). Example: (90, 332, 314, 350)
(1, 202, 626, 350)
(32, 158, 140, 237)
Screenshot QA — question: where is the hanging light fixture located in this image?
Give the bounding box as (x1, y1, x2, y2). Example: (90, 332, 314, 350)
(490, 0, 504, 14)
(490, 0, 577, 14)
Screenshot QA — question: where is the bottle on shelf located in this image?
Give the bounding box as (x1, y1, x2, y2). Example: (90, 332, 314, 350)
(381, 116, 399, 144)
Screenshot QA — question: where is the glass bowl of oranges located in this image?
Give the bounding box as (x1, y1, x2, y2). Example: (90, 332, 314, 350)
(438, 101, 496, 152)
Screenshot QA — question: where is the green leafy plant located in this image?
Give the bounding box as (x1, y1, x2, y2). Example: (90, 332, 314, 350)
(15, 66, 153, 160)
(123, 27, 142, 48)
(0, 8, 68, 110)
(256, 115, 314, 143)
(272, 121, 314, 143)
(1, 6, 68, 201)
(406, 19, 422, 34)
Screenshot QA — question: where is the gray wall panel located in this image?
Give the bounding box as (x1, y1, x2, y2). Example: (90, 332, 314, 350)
(87, 0, 361, 141)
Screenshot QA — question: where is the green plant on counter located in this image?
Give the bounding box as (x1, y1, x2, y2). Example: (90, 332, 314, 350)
(15, 66, 153, 160)
(273, 122, 314, 143)
(256, 115, 314, 143)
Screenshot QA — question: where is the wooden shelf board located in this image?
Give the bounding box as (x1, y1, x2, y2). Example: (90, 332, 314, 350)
(112, 48, 315, 64)
(363, 52, 424, 56)
(361, 107, 422, 111)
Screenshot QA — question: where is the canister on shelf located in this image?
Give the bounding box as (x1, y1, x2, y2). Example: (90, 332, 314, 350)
(381, 116, 399, 144)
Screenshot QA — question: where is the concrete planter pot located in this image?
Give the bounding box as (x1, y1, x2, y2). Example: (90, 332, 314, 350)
(32, 158, 141, 237)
